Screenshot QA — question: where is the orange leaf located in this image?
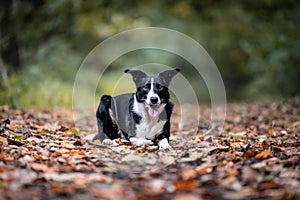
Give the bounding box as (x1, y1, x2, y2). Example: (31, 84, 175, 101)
(255, 150, 270, 159)
(0, 154, 6, 160)
(0, 137, 7, 143)
(197, 165, 213, 175)
(0, 154, 14, 161)
(174, 179, 197, 191)
(33, 154, 44, 161)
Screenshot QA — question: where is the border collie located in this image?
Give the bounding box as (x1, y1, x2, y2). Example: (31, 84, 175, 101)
(92, 68, 180, 150)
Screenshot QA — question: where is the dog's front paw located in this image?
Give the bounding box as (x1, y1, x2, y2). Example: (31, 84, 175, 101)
(102, 139, 113, 145)
(158, 138, 171, 150)
(130, 137, 153, 147)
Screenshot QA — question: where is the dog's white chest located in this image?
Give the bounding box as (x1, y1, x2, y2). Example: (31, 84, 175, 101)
(133, 96, 166, 140)
(135, 118, 166, 140)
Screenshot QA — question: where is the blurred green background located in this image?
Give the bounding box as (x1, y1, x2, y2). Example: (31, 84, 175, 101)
(0, 0, 299, 108)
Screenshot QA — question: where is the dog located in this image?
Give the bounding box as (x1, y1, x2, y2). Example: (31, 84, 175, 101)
(92, 68, 180, 150)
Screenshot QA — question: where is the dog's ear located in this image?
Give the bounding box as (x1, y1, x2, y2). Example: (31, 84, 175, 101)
(124, 69, 147, 85)
(158, 68, 180, 86)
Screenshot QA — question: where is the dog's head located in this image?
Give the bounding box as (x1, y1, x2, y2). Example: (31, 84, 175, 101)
(125, 68, 180, 117)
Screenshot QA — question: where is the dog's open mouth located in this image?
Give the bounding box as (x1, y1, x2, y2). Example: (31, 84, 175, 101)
(145, 102, 160, 117)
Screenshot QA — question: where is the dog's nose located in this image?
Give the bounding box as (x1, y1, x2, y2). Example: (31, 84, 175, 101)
(150, 97, 158, 104)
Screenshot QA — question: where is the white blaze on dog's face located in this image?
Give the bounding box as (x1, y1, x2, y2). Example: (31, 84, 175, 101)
(146, 78, 160, 105)
(144, 78, 162, 117)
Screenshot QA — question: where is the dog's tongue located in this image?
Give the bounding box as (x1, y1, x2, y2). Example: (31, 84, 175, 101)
(145, 103, 159, 117)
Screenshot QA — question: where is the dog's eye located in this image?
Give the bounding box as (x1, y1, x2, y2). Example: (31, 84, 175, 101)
(157, 84, 164, 91)
(143, 85, 150, 91)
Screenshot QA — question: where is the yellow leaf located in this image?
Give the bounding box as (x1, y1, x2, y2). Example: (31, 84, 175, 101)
(268, 129, 276, 137)
(69, 127, 80, 136)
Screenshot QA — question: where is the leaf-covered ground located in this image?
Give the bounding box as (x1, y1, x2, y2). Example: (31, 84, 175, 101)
(0, 99, 299, 200)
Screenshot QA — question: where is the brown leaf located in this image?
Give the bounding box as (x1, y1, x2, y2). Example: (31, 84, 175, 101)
(50, 184, 75, 195)
(66, 151, 87, 158)
(260, 181, 281, 190)
(196, 165, 213, 175)
(29, 163, 54, 172)
(172, 194, 203, 200)
(59, 165, 76, 172)
(174, 179, 197, 191)
(74, 140, 85, 146)
(9, 124, 19, 131)
(242, 149, 256, 158)
(116, 139, 132, 146)
(7, 138, 24, 146)
(182, 166, 197, 180)
(261, 140, 270, 149)
(61, 142, 76, 149)
(268, 129, 277, 137)
(241, 166, 260, 184)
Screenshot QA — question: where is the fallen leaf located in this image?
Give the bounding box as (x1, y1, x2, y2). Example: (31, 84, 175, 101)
(29, 163, 54, 172)
(196, 165, 214, 175)
(174, 179, 197, 191)
(260, 181, 281, 190)
(50, 184, 75, 195)
(255, 150, 270, 159)
(143, 179, 165, 194)
(116, 139, 132, 146)
(7, 138, 24, 146)
(268, 129, 277, 137)
(182, 166, 197, 180)
(242, 149, 256, 158)
(69, 127, 80, 136)
(172, 194, 202, 200)
(74, 140, 85, 146)
(61, 142, 76, 149)
(33, 154, 44, 161)
(241, 166, 260, 184)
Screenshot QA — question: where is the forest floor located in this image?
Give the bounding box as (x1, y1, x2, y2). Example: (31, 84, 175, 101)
(0, 98, 299, 200)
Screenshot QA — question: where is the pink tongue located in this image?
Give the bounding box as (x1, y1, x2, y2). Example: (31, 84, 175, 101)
(145, 103, 158, 117)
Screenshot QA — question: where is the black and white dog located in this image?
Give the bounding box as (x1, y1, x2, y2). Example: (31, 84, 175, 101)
(92, 68, 180, 150)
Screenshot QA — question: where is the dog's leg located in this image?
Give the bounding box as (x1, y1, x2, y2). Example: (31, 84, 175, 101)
(157, 129, 171, 150)
(157, 102, 173, 150)
(94, 95, 119, 144)
(158, 138, 171, 150)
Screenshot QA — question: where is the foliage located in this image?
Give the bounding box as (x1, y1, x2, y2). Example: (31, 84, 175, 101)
(0, 0, 300, 107)
(0, 99, 299, 198)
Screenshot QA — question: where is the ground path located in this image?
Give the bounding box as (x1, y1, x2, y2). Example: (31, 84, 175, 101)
(0, 99, 299, 199)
